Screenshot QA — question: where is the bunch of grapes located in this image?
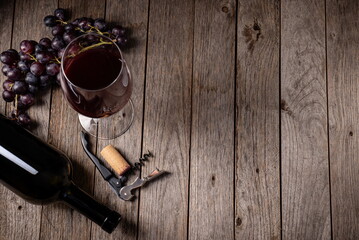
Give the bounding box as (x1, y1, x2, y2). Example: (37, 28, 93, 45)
(1, 8, 129, 127)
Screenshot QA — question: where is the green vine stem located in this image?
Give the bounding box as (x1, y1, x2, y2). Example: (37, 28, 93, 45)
(78, 39, 114, 55)
(56, 19, 68, 25)
(54, 57, 61, 64)
(27, 54, 37, 62)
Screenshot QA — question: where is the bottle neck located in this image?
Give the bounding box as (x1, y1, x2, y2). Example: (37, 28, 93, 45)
(60, 183, 121, 233)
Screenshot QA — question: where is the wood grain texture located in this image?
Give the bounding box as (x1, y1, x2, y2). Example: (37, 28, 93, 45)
(281, 0, 331, 239)
(8, 0, 56, 138)
(188, 0, 235, 239)
(39, 1, 106, 239)
(235, 0, 280, 239)
(1, 1, 56, 240)
(327, 0, 359, 239)
(137, 0, 193, 239)
(90, 0, 149, 239)
(0, 2, 25, 240)
(0, 0, 13, 114)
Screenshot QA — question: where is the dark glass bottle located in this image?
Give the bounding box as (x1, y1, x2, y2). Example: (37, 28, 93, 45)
(0, 114, 120, 233)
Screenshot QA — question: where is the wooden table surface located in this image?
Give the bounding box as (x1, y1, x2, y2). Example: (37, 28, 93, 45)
(0, 0, 358, 239)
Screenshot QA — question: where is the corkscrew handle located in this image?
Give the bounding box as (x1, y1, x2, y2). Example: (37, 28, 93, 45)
(119, 168, 165, 200)
(80, 131, 112, 180)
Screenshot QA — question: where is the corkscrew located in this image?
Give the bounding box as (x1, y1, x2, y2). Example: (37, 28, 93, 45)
(133, 151, 153, 171)
(80, 131, 165, 201)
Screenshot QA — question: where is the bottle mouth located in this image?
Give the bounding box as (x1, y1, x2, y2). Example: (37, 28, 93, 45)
(101, 210, 121, 233)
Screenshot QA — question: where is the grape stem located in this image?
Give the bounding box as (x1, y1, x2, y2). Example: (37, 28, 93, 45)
(86, 24, 113, 38)
(75, 27, 86, 33)
(56, 19, 68, 25)
(27, 54, 37, 62)
(78, 39, 114, 54)
(88, 25, 103, 35)
(54, 57, 61, 64)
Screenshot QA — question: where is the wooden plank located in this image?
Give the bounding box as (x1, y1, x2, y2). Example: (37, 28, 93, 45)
(0, 0, 14, 114)
(235, 0, 280, 239)
(39, 1, 106, 239)
(90, 0, 149, 239)
(1, 1, 57, 240)
(0, 1, 24, 239)
(281, 0, 331, 239)
(188, 0, 235, 239)
(137, 0, 193, 239)
(327, 0, 359, 238)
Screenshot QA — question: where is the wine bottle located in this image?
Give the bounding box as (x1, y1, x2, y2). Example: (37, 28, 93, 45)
(0, 114, 121, 233)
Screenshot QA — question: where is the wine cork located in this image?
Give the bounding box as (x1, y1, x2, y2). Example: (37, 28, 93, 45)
(100, 145, 131, 176)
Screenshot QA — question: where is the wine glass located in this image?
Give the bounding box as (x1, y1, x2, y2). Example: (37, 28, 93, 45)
(60, 33, 133, 139)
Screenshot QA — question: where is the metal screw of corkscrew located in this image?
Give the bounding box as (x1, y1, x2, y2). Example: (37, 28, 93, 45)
(132, 151, 153, 171)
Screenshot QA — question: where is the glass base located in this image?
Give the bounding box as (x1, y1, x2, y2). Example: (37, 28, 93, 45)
(78, 99, 134, 140)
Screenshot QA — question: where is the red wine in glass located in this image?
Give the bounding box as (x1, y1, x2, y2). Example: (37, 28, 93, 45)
(60, 33, 133, 139)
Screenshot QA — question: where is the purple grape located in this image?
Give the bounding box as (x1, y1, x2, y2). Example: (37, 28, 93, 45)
(28, 84, 39, 94)
(2, 64, 12, 75)
(44, 15, 59, 27)
(25, 72, 39, 85)
(3, 79, 14, 91)
(2, 90, 15, 102)
(7, 49, 18, 54)
(19, 52, 32, 61)
(56, 73, 61, 85)
(72, 18, 80, 26)
(18, 112, 31, 126)
(111, 26, 126, 37)
(51, 36, 66, 50)
(78, 18, 92, 31)
(39, 75, 52, 89)
(39, 38, 52, 48)
(52, 25, 65, 36)
(85, 34, 98, 43)
(20, 40, 36, 54)
(30, 62, 45, 76)
(64, 23, 75, 32)
(12, 81, 28, 94)
(36, 51, 53, 64)
(18, 98, 31, 109)
(54, 8, 67, 21)
(67, 44, 81, 56)
(63, 31, 77, 44)
(19, 93, 35, 106)
(17, 61, 30, 72)
(35, 44, 47, 53)
(57, 48, 65, 58)
(94, 18, 107, 31)
(47, 48, 57, 55)
(7, 68, 22, 80)
(46, 63, 60, 76)
(30, 40, 38, 46)
(116, 36, 128, 48)
(88, 18, 94, 25)
(1, 50, 19, 65)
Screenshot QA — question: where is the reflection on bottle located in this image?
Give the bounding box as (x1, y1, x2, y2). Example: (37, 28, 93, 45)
(0, 145, 38, 175)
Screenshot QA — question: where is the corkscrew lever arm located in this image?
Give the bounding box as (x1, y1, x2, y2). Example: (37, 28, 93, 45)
(80, 131, 113, 180)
